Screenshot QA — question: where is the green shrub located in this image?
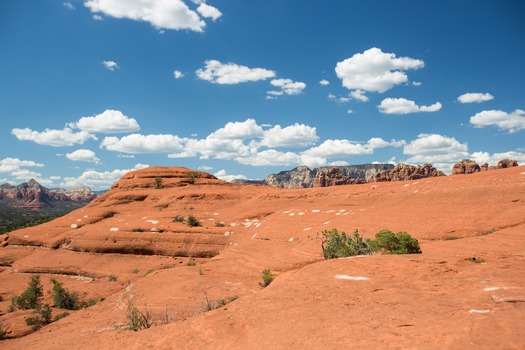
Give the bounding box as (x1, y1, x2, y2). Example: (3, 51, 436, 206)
(370, 230, 422, 254)
(173, 215, 185, 223)
(108, 275, 118, 282)
(81, 298, 97, 308)
(125, 302, 154, 331)
(202, 292, 238, 312)
(143, 269, 154, 277)
(132, 228, 145, 232)
(214, 221, 225, 227)
(466, 257, 485, 264)
(25, 303, 53, 330)
(50, 279, 79, 310)
(259, 268, 275, 288)
(11, 275, 43, 310)
(103, 211, 117, 218)
(0, 323, 6, 340)
(320, 229, 372, 259)
(187, 215, 201, 227)
(154, 177, 163, 189)
(53, 312, 70, 322)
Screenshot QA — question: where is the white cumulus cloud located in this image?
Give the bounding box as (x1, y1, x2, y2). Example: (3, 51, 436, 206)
(214, 169, 247, 182)
(85, 0, 207, 32)
(66, 149, 100, 163)
(197, 3, 222, 21)
(261, 124, 318, 148)
(302, 139, 373, 158)
(102, 60, 118, 71)
(0, 158, 44, 173)
(237, 150, 303, 167)
(469, 109, 525, 133)
(335, 47, 424, 94)
(100, 134, 186, 153)
(457, 92, 494, 104)
(350, 89, 369, 102)
(11, 127, 97, 147)
(319, 79, 330, 86)
(72, 109, 140, 133)
(267, 78, 306, 97)
(173, 70, 184, 79)
(63, 2, 75, 10)
(471, 151, 525, 165)
(378, 98, 442, 114)
(196, 60, 276, 84)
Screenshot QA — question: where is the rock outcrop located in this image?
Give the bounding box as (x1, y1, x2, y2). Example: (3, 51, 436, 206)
(0, 179, 97, 208)
(370, 163, 444, 182)
(266, 164, 394, 189)
(452, 159, 481, 175)
(498, 159, 519, 169)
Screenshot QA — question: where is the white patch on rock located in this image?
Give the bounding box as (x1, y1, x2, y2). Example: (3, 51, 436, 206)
(110, 227, 119, 232)
(468, 309, 491, 314)
(71, 224, 78, 229)
(288, 237, 294, 242)
(76, 219, 82, 222)
(303, 228, 311, 231)
(289, 213, 295, 216)
(335, 275, 369, 281)
(326, 210, 335, 213)
(323, 221, 330, 225)
(146, 220, 159, 224)
(224, 232, 230, 236)
(312, 210, 320, 213)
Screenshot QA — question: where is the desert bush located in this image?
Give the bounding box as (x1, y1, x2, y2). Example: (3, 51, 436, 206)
(131, 228, 145, 232)
(25, 303, 53, 330)
(320, 229, 372, 259)
(11, 275, 43, 310)
(466, 257, 485, 264)
(173, 215, 185, 223)
(214, 221, 225, 227)
(143, 269, 154, 277)
(53, 311, 70, 321)
(259, 268, 275, 288)
(103, 211, 117, 219)
(187, 215, 201, 227)
(108, 275, 118, 282)
(125, 302, 154, 331)
(0, 323, 6, 340)
(370, 230, 422, 254)
(50, 279, 79, 310)
(81, 298, 97, 308)
(154, 177, 163, 189)
(202, 292, 238, 312)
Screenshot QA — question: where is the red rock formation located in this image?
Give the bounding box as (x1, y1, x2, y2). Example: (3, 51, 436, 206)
(370, 163, 443, 182)
(314, 168, 366, 187)
(480, 163, 489, 171)
(497, 159, 519, 169)
(452, 159, 481, 175)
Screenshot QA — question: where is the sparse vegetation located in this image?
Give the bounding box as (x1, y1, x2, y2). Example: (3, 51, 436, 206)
(50, 279, 79, 310)
(11, 275, 43, 310)
(173, 215, 185, 223)
(132, 268, 140, 274)
(202, 292, 238, 312)
(125, 302, 154, 331)
(466, 257, 486, 264)
(143, 269, 154, 277)
(108, 275, 118, 282)
(187, 215, 201, 227)
(25, 303, 53, 330)
(319, 228, 421, 259)
(187, 261, 196, 266)
(82, 298, 97, 308)
(0, 323, 6, 340)
(161, 264, 174, 269)
(154, 176, 163, 189)
(53, 311, 70, 322)
(445, 236, 458, 240)
(131, 228, 145, 232)
(214, 221, 225, 227)
(103, 211, 117, 219)
(259, 268, 275, 288)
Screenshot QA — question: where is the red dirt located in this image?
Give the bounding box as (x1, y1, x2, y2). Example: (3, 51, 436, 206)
(1, 166, 524, 349)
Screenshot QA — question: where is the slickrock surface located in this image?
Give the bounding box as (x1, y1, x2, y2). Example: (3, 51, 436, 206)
(1, 165, 524, 349)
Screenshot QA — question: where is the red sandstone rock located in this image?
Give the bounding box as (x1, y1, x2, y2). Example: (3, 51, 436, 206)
(452, 159, 481, 175)
(497, 159, 519, 169)
(371, 163, 443, 182)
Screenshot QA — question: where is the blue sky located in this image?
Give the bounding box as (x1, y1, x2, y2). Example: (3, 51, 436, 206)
(1, 0, 524, 190)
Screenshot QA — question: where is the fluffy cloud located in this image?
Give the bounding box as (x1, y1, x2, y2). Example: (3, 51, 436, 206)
(469, 109, 525, 133)
(102, 60, 118, 71)
(173, 70, 184, 79)
(66, 149, 100, 163)
(261, 124, 318, 148)
(93, 14, 103, 21)
(366, 137, 406, 149)
(350, 89, 369, 102)
(378, 98, 442, 114)
(457, 92, 494, 104)
(0, 158, 43, 173)
(319, 79, 330, 86)
(335, 47, 424, 93)
(100, 134, 186, 153)
(328, 93, 350, 103)
(208, 119, 263, 140)
(11, 127, 96, 147)
(214, 169, 247, 182)
(196, 3, 222, 21)
(403, 134, 470, 172)
(237, 150, 303, 167)
(471, 151, 525, 165)
(72, 109, 140, 133)
(85, 0, 207, 32)
(302, 139, 373, 158)
(196, 60, 276, 84)
(267, 78, 306, 97)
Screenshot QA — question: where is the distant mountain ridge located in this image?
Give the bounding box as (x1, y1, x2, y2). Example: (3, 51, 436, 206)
(0, 179, 97, 208)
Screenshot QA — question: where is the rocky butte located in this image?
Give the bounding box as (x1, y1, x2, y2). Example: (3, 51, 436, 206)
(0, 165, 524, 349)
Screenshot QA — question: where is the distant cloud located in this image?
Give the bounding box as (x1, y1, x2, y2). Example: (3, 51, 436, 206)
(328, 93, 350, 103)
(102, 60, 118, 71)
(302, 139, 373, 158)
(61, 166, 145, 189)
(0, 157, 43, 174)
(85, 0, 208, 32)
(260, 124, 318, 148)
(214, 169, 247, 182)
(63, 2, 75, 10)
(335, 47, 424, 97)
(11, 127, 96, 147)
(319, 79, 330, 86)
(470, 109, 525, 133)
(267, 78, 306, 97)
(173, 70, 185, 79)
(101, 134, 186, 153)
(73, 109, 140, 133)
(350, 89, 369, 102)
(66, 149, 100, 163)
(378, 98, 442, 114)
(196, 3, 222, 21)
(457, 92, 494, 103)
(347, 109, 353, 114)
(93, 14, 103, 21)
(196, 60, 276, 84)
(412, 81, 422, 86)
(471, 150, 525, 165)
(237, 149, 303, 167)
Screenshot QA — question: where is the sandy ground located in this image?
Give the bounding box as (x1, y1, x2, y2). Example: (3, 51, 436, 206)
(1, 166, 524, 349)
